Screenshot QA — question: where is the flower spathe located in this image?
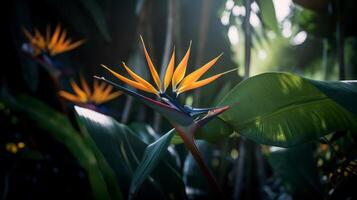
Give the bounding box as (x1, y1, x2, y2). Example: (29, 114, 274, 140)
(23, 24, 84, 56)
(101, 36, 235, 96)
(59, 75, 122, 105)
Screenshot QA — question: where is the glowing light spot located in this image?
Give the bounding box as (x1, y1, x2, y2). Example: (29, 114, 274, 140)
(270, 146, 285, 152)
(17, 142, 25, 149)
(250, 12, 261, 27)
(228, 26, 239, 45)
(290, 31, 307, 45)
(221, 11, 230, 25)
(225, 0, 234, 10)
(282, 21, 292, 38)
(230, 149, 239, 159)
(273, 0, 292, 23)
(258, 50, 267, 60)
(6, 143, 18, 154)
(251, 2, 260, 13)
(232, 5, 246, 16)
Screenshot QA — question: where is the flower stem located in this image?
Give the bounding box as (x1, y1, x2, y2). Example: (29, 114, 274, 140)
(175, 126, 225, 198)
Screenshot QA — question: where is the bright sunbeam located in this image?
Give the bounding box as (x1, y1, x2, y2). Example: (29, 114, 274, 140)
(273, 0, 292, 23)
(228, 26, 239, 45)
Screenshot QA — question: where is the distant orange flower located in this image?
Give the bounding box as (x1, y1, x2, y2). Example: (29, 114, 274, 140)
(23, 25, 84, 56)
(59, 75, 122, 105)
(101, 36, 235, 96)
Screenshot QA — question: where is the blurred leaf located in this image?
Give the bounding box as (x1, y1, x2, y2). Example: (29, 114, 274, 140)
(75, 106, 186, 199)
(129, 129, 175, 199)
(268, 143, 322, 197)
(2, 95, 113, 200)
(257, 0, 280, 35)
(78, 0, 111, 41)
(219, 72, 357, 147)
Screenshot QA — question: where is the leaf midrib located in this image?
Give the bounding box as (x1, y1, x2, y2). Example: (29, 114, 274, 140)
(236, 94, 329, 128)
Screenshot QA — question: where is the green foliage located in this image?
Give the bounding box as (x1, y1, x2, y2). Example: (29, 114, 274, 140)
(129, 129, 175, 199)
(75, 106, 186, 199)
(268, 144, 322, 197)
(2, 95, 119, 200)
(218, 72, 357, 147)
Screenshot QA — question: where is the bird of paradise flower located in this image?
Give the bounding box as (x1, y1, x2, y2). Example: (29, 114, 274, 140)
(59, 75, 122, 106)
(96, 36, 236, 197)
(22, 24, 84, 56)
(22, 25, 85, 78)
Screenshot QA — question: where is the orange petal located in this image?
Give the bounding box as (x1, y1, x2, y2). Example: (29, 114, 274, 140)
(122, 62, 158, 94)
(101, 64, 158, 94)
(48, 25, 61, 50)
(178, 53, 222, 90)
(22, 28, 34, 42)
(62, 39, 85, 52)
(99, 91, 123, 103)
(172, 41, 191, 90)
(105, 91, 122, 101)
(140, 36, 161, 90)
(58, 91, 83, 103)
(163, 48, 175, 92)
(177, 68, 236, 94)
(70, 80, 87, 102)
(80, 74, 91, 96)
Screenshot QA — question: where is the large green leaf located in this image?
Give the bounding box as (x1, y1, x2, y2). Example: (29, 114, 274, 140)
(219, 72, 357, 147)
(75, 106, 186, 199)
(2, 95, 116, 200)
(129, 129, 175, 199)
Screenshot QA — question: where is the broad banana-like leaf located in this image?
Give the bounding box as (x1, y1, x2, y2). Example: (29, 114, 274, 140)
(219, 72, 357, 147)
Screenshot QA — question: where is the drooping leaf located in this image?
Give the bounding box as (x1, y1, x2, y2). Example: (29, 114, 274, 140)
(75, 106, 186, 199)
(129, 129, 175, 199)
(219, 72, 357, 147)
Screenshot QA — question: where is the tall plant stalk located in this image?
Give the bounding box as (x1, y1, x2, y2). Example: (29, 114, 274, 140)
(234, 0, 252, 198)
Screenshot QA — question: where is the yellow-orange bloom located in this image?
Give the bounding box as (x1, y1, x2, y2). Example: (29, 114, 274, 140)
(102, 37, 235, 95)
(23, 25, 84, 56)
(59, 75, 122, 105)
